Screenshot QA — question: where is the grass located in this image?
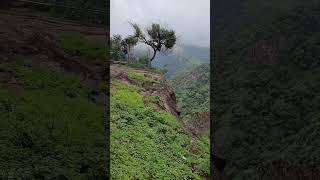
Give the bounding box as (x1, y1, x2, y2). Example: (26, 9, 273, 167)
(144, 94, 166, 110)
(110, 80, 209, 179)
(0, 58, 106, 179)
(58, 32, 107, 65)
(145, 95, 161, 104)
(127, 71, 159, 83)
(111, 81, 142, 93)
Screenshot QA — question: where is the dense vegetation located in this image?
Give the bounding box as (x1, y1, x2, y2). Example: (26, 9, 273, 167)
(3, 0, 106, 24)
(110, 71, 209, 179)
(58, 32, 107, 65)
(0, 57, 106, 179)
(213, 2, 320, 179)
(170, 63, 210, 119)
(0, 12, 107, 177)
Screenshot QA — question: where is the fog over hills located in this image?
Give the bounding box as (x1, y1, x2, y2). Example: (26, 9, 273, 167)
(132, 44, 209, 77)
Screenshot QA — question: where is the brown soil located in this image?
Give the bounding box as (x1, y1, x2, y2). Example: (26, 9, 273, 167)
(0, 70, 23, 95)
(182, 112, 210, 138)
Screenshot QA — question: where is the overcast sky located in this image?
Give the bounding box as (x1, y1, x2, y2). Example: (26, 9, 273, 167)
(110, 0, 210, 48)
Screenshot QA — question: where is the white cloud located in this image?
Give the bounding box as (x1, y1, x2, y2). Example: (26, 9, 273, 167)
(110, 0, 210, 47)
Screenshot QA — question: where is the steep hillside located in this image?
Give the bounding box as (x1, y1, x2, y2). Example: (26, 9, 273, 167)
(110, 64, 209, 179)
(169, 63, 210, 177)
(170, 63, 210, 119)
(0, 12, 107, 179)
(213, 3, 320, 179)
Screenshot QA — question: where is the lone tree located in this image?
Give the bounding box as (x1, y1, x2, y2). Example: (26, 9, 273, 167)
(122, 35, 138, 62)
(130, 22, 177, 67)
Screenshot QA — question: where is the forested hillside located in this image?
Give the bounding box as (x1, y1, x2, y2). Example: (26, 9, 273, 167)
(170, 63, 210, 119)
(168, 63, 210, 178)
(213, 2, 320, 179)
(152, 45, 209, 77)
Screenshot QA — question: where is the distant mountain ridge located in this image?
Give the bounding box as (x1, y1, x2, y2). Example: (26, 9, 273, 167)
(132, 44, 209, 78)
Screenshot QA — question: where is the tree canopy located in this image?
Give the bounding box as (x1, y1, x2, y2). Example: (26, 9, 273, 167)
(111, 34, 138, 61)
(130, 22, 177, 64)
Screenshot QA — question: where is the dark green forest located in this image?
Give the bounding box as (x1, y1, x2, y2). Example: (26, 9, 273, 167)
(3, 0, 106, 24)
(213, 1, 320, 179)
(170, 64, 210, 119)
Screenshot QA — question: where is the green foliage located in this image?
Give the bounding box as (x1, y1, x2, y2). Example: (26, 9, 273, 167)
(213, 4, 320, 179)
(129, 22, 176, 61)
(0, 59, 106, 179)
(144, 94, 165, 110)
(127, 71, 158, 83)
(146, 23, 176, 49)
(111, 34, 126, 61)
(111, 81, 142, 93)
(58, 32, 107, 65)
(15, 0, 107, 24)
(145, 95, 161, 104)
(170, 64, 210, 119)
(192, 134, 210, 176)
(123, 35, 138, 47)
(110, 80, 207, 179)
(169, 63, 210, 177)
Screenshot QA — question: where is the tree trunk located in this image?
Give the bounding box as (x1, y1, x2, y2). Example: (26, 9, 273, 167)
(149, 49, 156, 68)
(127, 46, 129, 63)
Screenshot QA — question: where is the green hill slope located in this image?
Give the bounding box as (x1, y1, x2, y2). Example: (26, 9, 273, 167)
(0, 57, 106, 179)
(110, 64, 209, 179)
(170, 63, 210, 119)
(0, 14, 107, 179)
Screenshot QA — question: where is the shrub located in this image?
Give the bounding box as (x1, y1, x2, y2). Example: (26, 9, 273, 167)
(127, 71, 158, 83)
